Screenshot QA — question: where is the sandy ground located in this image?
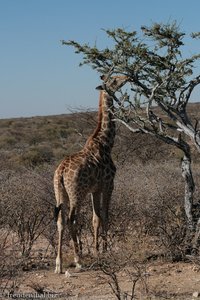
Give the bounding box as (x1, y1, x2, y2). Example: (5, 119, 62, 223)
(2, 260, 200, 300)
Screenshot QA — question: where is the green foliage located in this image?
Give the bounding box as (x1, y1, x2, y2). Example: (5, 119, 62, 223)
(63, 21, 200, 156)
(63, 21, 200, 109)
(191, 32, 200, 39)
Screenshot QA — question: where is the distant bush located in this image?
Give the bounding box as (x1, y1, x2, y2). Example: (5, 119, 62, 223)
(20, 146, 54, 167)
(0, 135, 18, 149)
(27, 133, 43, 145)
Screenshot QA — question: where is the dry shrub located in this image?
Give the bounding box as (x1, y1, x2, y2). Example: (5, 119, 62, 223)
(108, 160, 188, 261)
(0, 229, 26, 295)
(0, 166, 55, 258)
(100, 259, 149, 300)
(0, 165, 59, 294)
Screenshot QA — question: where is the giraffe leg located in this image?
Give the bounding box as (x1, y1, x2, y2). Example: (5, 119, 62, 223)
(55, 206, 64, 274)
(91, 192, 101, 255)
(102, 188, 113, 252)
(68, 205, 82, 269)
(102, 200, 109, 252)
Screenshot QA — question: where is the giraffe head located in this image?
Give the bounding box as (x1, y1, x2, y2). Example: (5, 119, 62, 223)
(96, 74, 129, 93)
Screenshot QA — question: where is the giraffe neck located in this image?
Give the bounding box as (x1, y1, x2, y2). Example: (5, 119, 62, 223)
(85, 90, 115, 151)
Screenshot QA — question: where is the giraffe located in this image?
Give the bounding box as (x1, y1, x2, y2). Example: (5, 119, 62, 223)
(54, 75, 128, 274)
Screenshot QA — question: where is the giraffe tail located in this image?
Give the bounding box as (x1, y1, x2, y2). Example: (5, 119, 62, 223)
(54, 170, 68, 222)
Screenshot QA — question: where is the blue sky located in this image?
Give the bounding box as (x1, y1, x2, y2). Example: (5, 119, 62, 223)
(1, 0, 200, 119)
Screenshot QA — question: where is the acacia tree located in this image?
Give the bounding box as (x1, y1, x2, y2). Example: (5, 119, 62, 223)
(63, 22, 200, 251)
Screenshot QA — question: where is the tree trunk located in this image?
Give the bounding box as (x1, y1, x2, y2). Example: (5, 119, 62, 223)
(181, 153, 195, 232)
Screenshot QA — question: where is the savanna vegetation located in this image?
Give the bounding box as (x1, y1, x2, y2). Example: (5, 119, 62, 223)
(1, 22, 200, 299)
(1, 104, 200, 298)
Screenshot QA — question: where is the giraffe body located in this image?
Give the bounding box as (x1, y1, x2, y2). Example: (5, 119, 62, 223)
(54, 76, 128, 273)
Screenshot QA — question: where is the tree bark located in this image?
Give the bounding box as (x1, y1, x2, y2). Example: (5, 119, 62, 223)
(181, 153, 195, 232)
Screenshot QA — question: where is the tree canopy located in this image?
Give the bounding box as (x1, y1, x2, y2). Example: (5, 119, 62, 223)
(62, 22, 200, 152)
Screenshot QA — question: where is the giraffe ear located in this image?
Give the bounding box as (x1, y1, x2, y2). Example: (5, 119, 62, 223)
(100, 74, 106, 81)
(96, 85, 104, 90)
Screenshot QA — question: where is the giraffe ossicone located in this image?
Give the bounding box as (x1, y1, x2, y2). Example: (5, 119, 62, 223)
(54, 75, 128, 274)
